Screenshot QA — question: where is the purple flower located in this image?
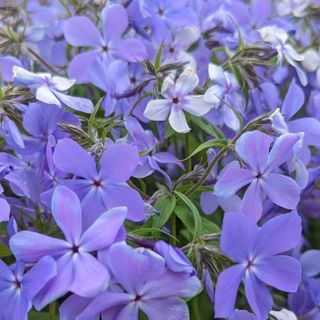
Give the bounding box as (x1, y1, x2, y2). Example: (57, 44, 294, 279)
(64, 241, 201, 320)
(0, 256, 56, 320)
(288, 250, 320, 319)
(138, 0, 198, 43)
(0, 55, 22, 83)
(64, 4, 147, 83)
(13, 66, 93, 113)
(143, 68, 212, 133)
(154, 240, 196, 275)
(215, 212, 302, 319)
(204, 63, 244, 131)
(215, 131, 301, 221)
(53, 138, 145, 226)
(125, 117, 184, 186)
(258, 26, 307, 86)
(9, 186, 127, 310)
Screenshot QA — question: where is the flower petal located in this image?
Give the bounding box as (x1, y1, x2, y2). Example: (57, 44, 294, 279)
(253, 212, 302, 257)
(244, 273, 273, 320)
(53, 138, 97, 179)
(141, 298, 189, 320)
(169, 107, 190, 133)
(214, 265, 245, 318)
(33, 254, 74, 310)
(51, 186, 82, 244)
(9, 231, 68, 262)
(103, 184, 145, 222)
(240, 180, 263, 222)
(221, 212, 259, 261)
(52, 76, 75, 91)
(288, 117, 320, 146)
(107, 242, 165, 294)
(100, 144, 139, 183)
(261, 173, 300, 209)
(68, 50, 99, 84)
(214, 165, 254, 197)
(36, 86, 61, 106)
(175, 68, 199, 95)
(300, 250, 320, 277)
(102, 4, 128, 39)
(64, 16, 102, 47)
(182, 96, 212, 116)
(266, 133, 300, 172)
(22, 256, 57, 300)
(143, 100, 171, 121)
(53, 91, 94, 113)
(60, 295, 92, 320)
(80, 207, 127, 251)
(235, 131, 273, 174)
(255, 255, 301, 292)
(69, 253, 110, 297)
(282, 79, 305, 120)
(77, 292, 131, 320)
(114, 39, 147, 62)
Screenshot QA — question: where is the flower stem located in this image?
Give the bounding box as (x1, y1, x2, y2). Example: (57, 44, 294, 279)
(169, 213, 176, 246)
(190, 296, 201, 320)
(185, 146, 229, 197)
(49, 301, 56, 320)
(185, 133, 192, 172)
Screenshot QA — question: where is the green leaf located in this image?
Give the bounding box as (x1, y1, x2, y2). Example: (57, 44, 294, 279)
(28, 311, 50, 320)
(175, 191, 201, 242)
(153, 195, 176, 228)
(88, 97, 103, 138)
(191, 117, 225, 139)
(182, 138, 228, 161)
(200, 216, 220, 235)
(154, 41, 164, 71)
(0, 241, 11, 257)
(132, 227, 178, 242)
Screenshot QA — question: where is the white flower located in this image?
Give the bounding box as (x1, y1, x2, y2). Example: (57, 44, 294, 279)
(270, 309, 298, 320)
(258, 26, 307, 86)
(143, 68, 212, 133)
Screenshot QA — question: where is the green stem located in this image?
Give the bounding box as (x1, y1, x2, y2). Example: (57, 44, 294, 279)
(185, 146, 229, 197)
(185, 133, 192, 172)
(169, 213, 176, 246)
(190, 296, 201, 320)
(27, 48, 60, 74)
(49, 301, 56, 320)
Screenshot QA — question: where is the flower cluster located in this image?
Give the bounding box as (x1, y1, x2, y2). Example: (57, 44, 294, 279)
(0, 0, 320, 319)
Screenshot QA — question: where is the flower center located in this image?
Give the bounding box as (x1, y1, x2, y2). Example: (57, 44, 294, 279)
(72, 245, 80, 253)
(245, 257, 256, 271)
(93, 179, 103, 188)
(134, 294, 142, 302)
(13, 278, 21, 290)
(172, 97, 180, 104)
(130, 76, 137, 84)
(158, 8, 164, 16)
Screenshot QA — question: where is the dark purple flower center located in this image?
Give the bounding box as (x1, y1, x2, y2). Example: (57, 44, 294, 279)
(256, 172, 263, 179)
(130, 76, 137, 84)
(134, 294, 142, 302)
(72, 245, 79, 253)
(102, 45, 109, 53)
(245, 258, 256, 270)
(13, 278, 21, 289)
(157, 8, 164, 16)
(172, 97, 180, 104)
(54, 34, 64, 42)
(93, 179, 103, 188)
